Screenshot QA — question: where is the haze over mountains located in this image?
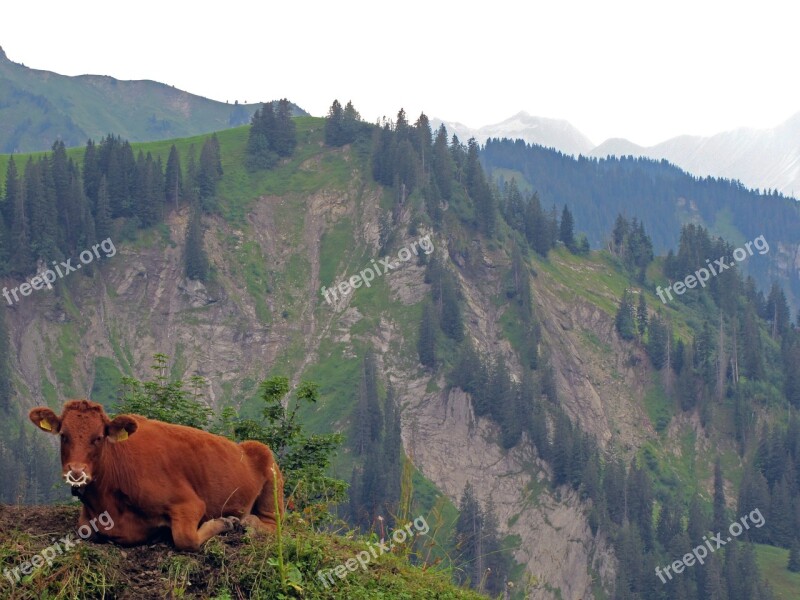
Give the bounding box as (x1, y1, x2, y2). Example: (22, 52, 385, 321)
(437, 110, 800, 199)
(0, 46, 306, 153)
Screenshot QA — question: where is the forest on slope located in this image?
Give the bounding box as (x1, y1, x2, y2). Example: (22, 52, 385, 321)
(0, 103, 799, 598)
(481, 138, 800, 310)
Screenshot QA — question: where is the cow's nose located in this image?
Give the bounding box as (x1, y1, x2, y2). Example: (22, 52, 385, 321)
(64, 464, 91, 487)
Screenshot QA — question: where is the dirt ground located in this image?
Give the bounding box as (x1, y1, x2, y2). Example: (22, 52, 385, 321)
(0, 503, 250, 599)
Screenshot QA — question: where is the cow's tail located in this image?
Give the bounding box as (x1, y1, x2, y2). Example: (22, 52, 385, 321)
(241, 441, 285, 530)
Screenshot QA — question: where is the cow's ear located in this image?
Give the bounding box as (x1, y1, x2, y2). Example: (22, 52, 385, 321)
(106, 415, 138, 443)
(29, 407, 60, 434)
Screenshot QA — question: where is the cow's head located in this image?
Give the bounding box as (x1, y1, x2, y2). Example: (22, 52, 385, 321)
(29, 400, 138, 488)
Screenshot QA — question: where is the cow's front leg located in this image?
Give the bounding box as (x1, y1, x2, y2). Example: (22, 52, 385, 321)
(169, 502, 238, 551)
(76, 506, 100, 542)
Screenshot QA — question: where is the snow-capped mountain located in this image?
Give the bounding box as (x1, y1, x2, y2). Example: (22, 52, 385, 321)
(439, 110, 800, 199)
(590, 112, 800, 198)
(431, 111, 595, 157)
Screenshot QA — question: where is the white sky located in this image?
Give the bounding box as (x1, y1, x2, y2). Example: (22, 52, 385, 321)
(2, 0, 798, 146)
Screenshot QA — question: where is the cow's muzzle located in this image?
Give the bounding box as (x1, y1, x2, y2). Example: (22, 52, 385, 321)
(64, 471, 91, 487)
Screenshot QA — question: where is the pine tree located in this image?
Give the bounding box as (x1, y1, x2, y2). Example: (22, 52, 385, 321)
(165, 144, 183, 209)
(788, 538, 800, 572)
(454, 483, 483, 588)
(0, 311, 12, 410)
(637, 293, 648, 337)
(381, 383, 402, 516)
(712, 459, 727, 534)
(431, 124, 453, 200)
(82, 139, 101, 208)
(341, 101, 362, 143)
(412, 113, 432, 174)
(480, 499, 511, 596)
(437, 271, 463, 342)
(184, 206, 209, 281)
(324, 99, 344, 146)
(246, 104, 278, 170)
(766, 282, 791, 338)
(465, 138, 495, 236)
(197, 135, 223, 204)
(559, 204, 575, 251)
(354, 350, 382, 454)
(525, 193, 551, 257)
(272, 98, 297, 157)
(417, 300, 437, 368)
(647, 313, 668, 369)
(615, 289, 637, 340)
(25, 157, 58, 260)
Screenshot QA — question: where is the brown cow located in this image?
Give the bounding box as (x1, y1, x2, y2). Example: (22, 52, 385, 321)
(29, 399, 284, 551)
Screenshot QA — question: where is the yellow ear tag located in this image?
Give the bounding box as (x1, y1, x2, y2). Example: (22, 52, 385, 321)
(115, 430, 128, 442)
(39, 420, 52, 431)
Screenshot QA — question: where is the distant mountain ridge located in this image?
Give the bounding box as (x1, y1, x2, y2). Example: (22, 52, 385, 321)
(589, 113, 800, 198)
(437, 109, 800, 199)
(432, 111, 595, 157)
(0, 46, 306, 152)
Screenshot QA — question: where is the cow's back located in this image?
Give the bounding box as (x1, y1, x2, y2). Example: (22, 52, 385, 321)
(104, 418, 269, 519)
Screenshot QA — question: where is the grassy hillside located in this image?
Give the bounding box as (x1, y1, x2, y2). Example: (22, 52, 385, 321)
(0, 505, 484, 599)
(0, 46, 306, 153)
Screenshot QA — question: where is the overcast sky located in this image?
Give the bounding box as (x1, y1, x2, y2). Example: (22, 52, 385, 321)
(2, 0, 798, 146)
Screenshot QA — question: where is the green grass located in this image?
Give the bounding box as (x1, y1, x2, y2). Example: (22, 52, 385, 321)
(643, 374, 673, 434)
(90, 356, 124, 408)
(0, 505, 484, 600)
(753, 543, 800, 600)
(319, 218, 355, 290)
(53, 323, 80, 397)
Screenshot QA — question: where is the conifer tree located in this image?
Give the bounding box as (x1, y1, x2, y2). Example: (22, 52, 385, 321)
(0, 311, 12, 410)
(559, 204, 575, 251)
(381, 383, 402, 515)
(324, 99, 344, 146)
(417, 299, 437, 368)
(8, 157, 32, 275)
(354, 350, 382, 454)
(431, 124, 453, 200)
(454, 483, 483, 587)
(637, 293, 648, 337)
(712, 459, 727, 534)
(341, 101, 362, 143)
(184, 206, 209, 281)
(615, 289, 637, 340)
(788, 539, 800, 572)
(647, 313, 668, 369)
(165, 144, 183, 209)
(82, 139, 101, 207)
(272, 98, 297, 157)
(246, 104, 278, 170)
(465, 138, 495, 236)
(197, 135, 223, 204)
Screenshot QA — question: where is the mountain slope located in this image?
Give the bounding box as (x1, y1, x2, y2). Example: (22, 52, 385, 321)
(480, 138, 800, 311)
(0, 46, 306, 153)
(590, 112, 800, 198)
(0, 122, 616, 597)
(1, 118, 796, 599)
